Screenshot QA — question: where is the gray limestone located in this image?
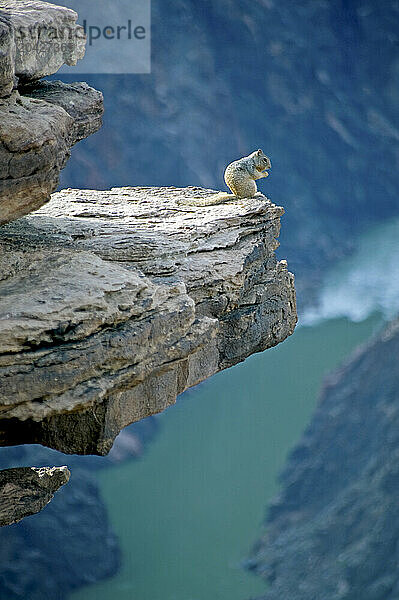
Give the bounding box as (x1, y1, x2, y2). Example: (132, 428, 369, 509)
(0, 186, 297, 455)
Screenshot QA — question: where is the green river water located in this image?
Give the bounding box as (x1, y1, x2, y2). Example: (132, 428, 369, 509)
(71, 315, 380, 600)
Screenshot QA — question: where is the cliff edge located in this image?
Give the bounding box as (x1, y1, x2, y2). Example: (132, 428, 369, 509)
(0, 187, 297, 456)
(0, 0, 297, 529)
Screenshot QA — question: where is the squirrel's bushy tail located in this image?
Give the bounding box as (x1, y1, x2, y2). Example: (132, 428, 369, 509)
(177, 192, 236, 207)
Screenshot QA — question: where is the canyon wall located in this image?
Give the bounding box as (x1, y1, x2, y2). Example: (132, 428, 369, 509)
(248, 318, 399, 600)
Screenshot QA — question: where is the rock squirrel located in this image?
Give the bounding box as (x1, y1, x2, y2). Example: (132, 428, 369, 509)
(224, 149, 271, 198)
(179, 149, 271, 206)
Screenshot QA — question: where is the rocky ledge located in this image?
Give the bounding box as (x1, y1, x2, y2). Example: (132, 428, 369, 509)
(0, 0, 103, 225)
(0, 465, 70, 526)
(0, 187, 297, 455)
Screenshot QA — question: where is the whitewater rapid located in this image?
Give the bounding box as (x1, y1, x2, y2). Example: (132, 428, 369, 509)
(302, 217, 399, 325)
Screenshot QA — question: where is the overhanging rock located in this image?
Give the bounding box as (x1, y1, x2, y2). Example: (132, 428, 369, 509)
(0, 187, 297, 455)
(0, 0, 103, 225)
(0, 0, 85, 89)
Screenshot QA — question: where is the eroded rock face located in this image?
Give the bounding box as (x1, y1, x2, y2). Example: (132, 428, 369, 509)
(0, 0, 85, 88)
(0, 187, 297, 455)
(1, 90, 72, 224)
(0, 465, 70, 526)
(22, 79, 104, 143)
(248, 318, 399, 600)
(0, 15, 14, 97)
(0, 1, 103, 225)
(0, 82, 103, 225)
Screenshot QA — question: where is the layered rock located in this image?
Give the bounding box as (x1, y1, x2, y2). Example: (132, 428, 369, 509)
(248, 318, 399, 600)
(0, 187, 297, 455)
(0, 1, 103, 225)
(0, 82, 103, 225)
(0, 465, 69, 526)
(22, 79, 104, 143)
(0, 0, 85, 89)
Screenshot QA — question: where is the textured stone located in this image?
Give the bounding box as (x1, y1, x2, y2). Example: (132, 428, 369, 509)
(0, 0, 85, 84)
(0, 82, 103, 225)
(248, 318, 399, 600)
(0, 15, 14, 97)
(0, 465, 70, 526)
(0, 187, 297, 455)
(22, 79, 104, 143)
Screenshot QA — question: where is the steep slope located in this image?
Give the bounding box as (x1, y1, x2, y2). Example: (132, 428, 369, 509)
(248, 318, 399, 599)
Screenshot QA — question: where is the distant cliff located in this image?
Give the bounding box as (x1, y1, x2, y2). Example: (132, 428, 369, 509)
(248, 317, 399, 599)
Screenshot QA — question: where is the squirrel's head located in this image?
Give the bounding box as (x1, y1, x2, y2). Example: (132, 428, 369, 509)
(254, 149, 271, 171)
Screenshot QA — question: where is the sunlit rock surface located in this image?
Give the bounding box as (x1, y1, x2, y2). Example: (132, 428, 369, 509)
(0, 187, 297, 455)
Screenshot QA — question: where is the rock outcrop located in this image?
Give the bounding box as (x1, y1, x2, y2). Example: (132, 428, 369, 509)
(0, 1, 103, 225)
(0, 0, 297, 531)
(248, 318, 399, 600)
(0, 187, 297, 455)
(0, 465, 70, 526)
(0, 0, 85, 88)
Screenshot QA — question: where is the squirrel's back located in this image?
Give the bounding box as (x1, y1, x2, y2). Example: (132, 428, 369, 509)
(224, 150, 271, 198)
(224, 161, 257, 198)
